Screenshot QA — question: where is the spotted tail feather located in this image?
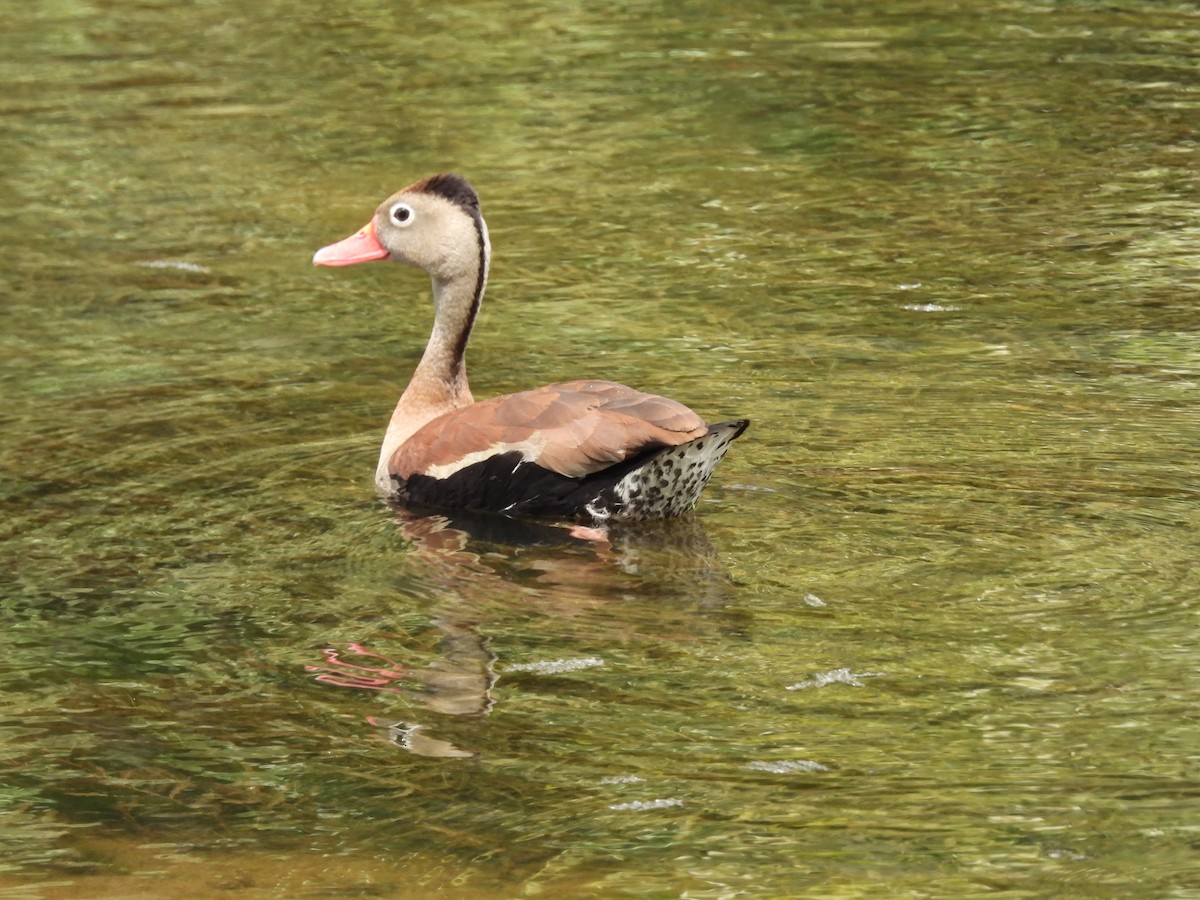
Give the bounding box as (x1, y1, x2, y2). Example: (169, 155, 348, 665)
(594, 419, 750, 522)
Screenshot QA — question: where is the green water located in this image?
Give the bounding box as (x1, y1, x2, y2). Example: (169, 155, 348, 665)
(3, 0, 1200, 896)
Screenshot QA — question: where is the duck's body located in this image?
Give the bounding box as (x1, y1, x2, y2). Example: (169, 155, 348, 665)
(314, 173, 747, 523)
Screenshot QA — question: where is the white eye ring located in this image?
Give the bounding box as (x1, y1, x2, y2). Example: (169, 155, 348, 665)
(389, 203, 415, 227)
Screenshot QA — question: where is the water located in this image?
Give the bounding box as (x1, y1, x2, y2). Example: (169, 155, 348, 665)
(3, 0, 1200, 896)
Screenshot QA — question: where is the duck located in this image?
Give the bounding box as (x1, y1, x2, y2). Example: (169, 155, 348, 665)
(313, 173, 748, 523)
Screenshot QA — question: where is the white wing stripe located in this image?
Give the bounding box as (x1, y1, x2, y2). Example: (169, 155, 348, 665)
(421, 438, 546, 480)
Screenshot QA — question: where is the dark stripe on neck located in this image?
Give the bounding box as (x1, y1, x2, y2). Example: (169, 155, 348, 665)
(451, 207, 488, 369)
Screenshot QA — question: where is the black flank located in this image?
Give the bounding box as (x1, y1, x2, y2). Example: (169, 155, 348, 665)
(396, 445, 667, 521)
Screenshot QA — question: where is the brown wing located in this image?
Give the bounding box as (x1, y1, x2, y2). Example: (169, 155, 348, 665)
(389, 380, 708, 480)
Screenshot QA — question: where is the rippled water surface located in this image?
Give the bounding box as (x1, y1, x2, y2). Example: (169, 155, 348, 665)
(4, 1, 1200, 896)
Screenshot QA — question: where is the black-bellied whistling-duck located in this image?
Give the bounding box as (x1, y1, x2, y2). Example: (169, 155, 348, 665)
(313, 173, 748, 522)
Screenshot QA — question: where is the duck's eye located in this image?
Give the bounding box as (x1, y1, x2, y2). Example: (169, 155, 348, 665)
(389, 203, 415, 226)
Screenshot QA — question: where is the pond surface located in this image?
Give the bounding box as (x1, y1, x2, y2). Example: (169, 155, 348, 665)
(3, 0, 1200, 896)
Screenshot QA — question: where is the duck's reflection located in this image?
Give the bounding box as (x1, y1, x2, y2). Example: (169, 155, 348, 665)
(308, 507, 737, 758)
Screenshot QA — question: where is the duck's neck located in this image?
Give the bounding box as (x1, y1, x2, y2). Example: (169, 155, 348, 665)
(376, 224, 490, 492)
(409, 275, 478, 404)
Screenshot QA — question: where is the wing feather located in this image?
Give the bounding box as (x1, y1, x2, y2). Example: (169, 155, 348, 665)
(390, 380, 707, 481)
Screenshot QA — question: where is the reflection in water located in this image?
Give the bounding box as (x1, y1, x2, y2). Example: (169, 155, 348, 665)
(390, 504, 737, 600)
(308, 636, 495, 716)
(308, 632, 495, 759)
(308, 509, 735, 758)
(366, 720, 478, 760)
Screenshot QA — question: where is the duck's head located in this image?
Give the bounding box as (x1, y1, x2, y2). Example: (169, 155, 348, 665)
(313, 173, 488, 286)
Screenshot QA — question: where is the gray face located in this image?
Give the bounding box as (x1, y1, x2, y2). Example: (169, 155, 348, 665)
(370, 189, 486, 285)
